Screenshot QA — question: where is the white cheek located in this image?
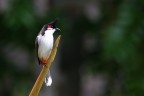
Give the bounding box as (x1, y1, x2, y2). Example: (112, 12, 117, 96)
(46, 29, 56, 34)
(47, 28, 53, 30)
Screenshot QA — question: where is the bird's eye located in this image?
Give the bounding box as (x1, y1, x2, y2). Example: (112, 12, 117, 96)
(48, 25, 53, 28)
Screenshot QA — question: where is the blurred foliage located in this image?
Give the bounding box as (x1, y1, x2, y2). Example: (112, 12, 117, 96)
(103, 1, 144, 96)
(0, 0, 144, 96)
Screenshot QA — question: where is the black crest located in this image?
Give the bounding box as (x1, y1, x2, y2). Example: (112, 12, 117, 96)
(48, 18, 59, 28)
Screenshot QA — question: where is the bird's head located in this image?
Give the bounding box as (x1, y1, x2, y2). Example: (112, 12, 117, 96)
(47, 19, 61, 31)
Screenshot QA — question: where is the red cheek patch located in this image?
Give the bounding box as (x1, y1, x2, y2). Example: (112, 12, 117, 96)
(48, 25, 52, 28)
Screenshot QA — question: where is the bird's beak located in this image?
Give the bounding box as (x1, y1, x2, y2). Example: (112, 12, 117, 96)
(56, 28, 61, 31)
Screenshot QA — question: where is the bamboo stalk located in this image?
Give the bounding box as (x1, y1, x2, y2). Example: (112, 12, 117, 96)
(29, 35, 61, 96)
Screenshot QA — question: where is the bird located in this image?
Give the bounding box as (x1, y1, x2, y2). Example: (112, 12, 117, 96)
(35, 19, 60, 86)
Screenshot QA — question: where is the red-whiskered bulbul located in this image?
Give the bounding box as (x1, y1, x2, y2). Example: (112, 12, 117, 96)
(35, 19, 60, 86)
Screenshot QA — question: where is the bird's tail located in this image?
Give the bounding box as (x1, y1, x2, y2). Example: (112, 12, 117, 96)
(45, 70, 52, 86)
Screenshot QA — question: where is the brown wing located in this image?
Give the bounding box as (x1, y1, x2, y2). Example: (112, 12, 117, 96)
(35, 37, 41, 65)
(35, 25, 48, 65)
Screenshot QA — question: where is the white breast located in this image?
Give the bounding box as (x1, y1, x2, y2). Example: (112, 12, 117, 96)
(37, 30, 54, 59)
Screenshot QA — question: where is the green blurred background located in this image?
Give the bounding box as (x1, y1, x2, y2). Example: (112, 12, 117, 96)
(0, 0, 144, 96)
